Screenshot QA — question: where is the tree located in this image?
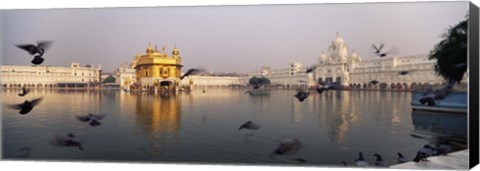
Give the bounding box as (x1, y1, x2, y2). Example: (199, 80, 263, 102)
(429, 16, 467, 84)
(102, 75, 116, 83)
(248, 76, 271, 88)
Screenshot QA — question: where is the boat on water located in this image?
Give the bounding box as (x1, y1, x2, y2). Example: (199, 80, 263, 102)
(411, 91, 467, 113)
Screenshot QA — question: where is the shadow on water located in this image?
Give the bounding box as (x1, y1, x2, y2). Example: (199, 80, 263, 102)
(410, 110, 467, 150)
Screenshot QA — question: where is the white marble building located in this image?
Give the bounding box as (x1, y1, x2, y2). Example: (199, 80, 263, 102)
(249, 33, 464, 90)
(313, 33, 454, 89)
(246, 62, 313, 88)
(180, 75, 242, 88)
(1, 62, 102, 88)
(114, 63, 136, 89)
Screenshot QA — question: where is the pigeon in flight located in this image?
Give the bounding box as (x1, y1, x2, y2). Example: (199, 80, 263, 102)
(76, 113, 107, 126)
(50, 133, 84, 151)
(271, 138, 302, 156)
(355, 152, 369, 167)
(18, 87, 30, 97)
(398, 71, 410, 75)
(180, 68, 206, 80)
(6, 97, 44, 115)
(316, 81, 335, 94)
(238, 121, 261, 130)
(294, 90, 310, 102)
(373, 153, 388, 167)
(372, 43, 398, 57)
(306, 65, 317, 73)
(369, 80, 379, 85)
(397, 152, 408, 164)
(16, 41, 52, 65)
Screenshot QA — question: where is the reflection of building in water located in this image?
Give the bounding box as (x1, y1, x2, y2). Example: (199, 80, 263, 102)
(329, 92, 351, 144)
(135, 94, 182, 143)
(1, 63, 102, 88)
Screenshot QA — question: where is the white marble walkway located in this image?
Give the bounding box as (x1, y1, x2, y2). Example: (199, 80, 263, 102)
(389, 149, 470, 170)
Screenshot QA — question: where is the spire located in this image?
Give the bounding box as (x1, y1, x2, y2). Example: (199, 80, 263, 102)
(336, 32, 340, 37)
(155, 45, 158, 52)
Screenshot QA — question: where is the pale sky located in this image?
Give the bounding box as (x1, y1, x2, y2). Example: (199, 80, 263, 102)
(1, 1, 469, 73)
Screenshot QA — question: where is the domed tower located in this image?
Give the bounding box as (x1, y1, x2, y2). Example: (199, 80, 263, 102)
(318, 51, 328, 64)
(172, 44, 181, 59)
(146, 43, 155, 55)
(131, 53, 142, 68)
(349, 50, 361, 64)
(328, 32, 348, 63)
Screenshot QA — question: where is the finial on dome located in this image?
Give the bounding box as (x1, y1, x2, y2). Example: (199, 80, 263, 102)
(155, 45, 158, 52)
(336, 32, 340, 37)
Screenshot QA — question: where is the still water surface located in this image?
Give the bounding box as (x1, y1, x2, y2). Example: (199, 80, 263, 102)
(2, 89, 467, 166)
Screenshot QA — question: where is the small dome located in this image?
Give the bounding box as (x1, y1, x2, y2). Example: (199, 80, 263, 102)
(319, 51, 327, 62)
(146, 43, 154, 54)
(332, 32, 345, 47)
(172, 45, 180, 56)
(350, 51, 358, 58)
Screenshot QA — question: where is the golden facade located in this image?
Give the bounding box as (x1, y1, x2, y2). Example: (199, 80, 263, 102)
(131, 43, 183, 91)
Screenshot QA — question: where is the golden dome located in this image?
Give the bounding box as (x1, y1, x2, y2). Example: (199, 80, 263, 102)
(172, 44, 180, 56)
(146, 43, 154, 54)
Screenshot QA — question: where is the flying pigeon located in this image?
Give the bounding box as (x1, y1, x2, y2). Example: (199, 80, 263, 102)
(76, 113, 107, 126)
(238, 121, 261, 130)
(398, 71, 410, 75)
(50, 133, 84, 151)
(180, 68, 206, 80)
(18, 87, 30, 97)
(16, 41, 52, 65)
(271, 138, 302, 156)
(316, 82, 335, 94)
(306, 65, 317, 73)
(372, 43, 398, 57)
(6, 97, 44, 114)
(294, 90, 310, 102)
(369, 80, 379, 85)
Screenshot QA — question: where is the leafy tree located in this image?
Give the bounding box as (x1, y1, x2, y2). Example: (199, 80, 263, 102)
(429, 16, 467, 84)
(258, 77, 271, 85)
(102, 75, 116, 83)
(248, 76, 271, 88)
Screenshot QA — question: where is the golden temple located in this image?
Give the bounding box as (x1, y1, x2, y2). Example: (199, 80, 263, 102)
(130, 43, 183, 91)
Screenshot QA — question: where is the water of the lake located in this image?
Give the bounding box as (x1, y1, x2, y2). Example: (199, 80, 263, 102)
(1, 89, 468, 167)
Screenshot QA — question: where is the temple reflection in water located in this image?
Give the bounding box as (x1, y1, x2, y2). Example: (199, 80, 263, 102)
(133, 92, 182, 154)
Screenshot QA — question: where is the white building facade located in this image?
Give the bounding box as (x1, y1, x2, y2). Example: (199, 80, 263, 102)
(115, 63, 137, 89)
(247, 33, 463, 90)
(1, 62, 102, 88)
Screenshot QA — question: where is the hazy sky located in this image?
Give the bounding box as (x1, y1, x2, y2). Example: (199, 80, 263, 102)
(1, 2, 469, 73)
